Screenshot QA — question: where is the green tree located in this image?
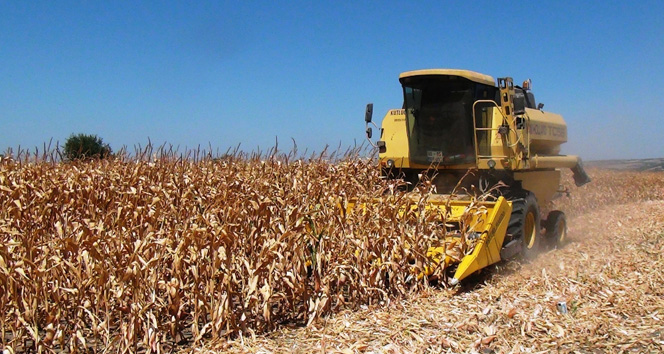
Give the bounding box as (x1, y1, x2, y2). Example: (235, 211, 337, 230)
(63, 133, 112, 161)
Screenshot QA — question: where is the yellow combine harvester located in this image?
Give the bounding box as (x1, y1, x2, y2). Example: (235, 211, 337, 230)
(362, 69, 590, 285)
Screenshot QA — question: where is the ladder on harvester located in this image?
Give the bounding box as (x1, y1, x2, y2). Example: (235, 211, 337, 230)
(471, 77, 530, 170)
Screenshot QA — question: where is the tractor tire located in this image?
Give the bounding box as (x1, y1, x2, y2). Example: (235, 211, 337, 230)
(544, 210, 567, 248)
(506, 191, 541, 259)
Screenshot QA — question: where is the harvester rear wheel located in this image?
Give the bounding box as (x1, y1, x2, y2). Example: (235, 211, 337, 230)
(507, 192, 541, 258)
(544, 210, 567, 248)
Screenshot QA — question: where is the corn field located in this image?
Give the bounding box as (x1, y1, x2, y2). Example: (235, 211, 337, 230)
(0, 148, 479, 353)
(5, 147, 660, 353)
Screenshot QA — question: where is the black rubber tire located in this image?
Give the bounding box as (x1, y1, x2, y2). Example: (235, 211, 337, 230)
(544, 210, 567, 248)
(506, 191, 541, 258)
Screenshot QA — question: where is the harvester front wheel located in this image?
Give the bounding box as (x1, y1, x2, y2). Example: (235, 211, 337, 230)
(507, 192, 541, 258)
(544, 210, 567, 248)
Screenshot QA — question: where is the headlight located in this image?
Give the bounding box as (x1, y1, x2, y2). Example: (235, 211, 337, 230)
(386, 159, 394, 168)
(487, 159, 496, 169)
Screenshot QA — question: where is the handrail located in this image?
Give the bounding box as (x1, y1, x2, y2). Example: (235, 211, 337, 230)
(471, 98, 536, 166)
(471, 100, 514, 164)
(524, 112, 531, 165)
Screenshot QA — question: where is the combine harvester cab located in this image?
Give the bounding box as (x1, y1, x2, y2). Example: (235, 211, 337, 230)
(362, 69, 590, 284)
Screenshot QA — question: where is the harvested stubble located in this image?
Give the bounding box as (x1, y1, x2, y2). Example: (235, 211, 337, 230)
(1, 152, 479, 353)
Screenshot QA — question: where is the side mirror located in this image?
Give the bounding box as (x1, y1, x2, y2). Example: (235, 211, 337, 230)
(537, 103, 544, 110)
(365, 103, 373, 123)
(364, 103, 379, 148)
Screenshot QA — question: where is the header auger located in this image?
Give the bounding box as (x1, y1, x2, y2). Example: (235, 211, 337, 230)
(362, 69, 590, 284)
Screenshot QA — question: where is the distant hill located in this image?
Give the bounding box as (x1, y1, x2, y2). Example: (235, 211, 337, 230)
(586, 158, 664, 172)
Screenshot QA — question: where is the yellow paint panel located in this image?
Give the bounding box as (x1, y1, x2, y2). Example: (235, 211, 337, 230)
(525, 108, 567, 155)
(514, 170, 561, 207)
(378, 109, 410, 168)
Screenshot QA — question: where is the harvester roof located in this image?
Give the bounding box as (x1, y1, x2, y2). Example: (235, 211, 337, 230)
(399, 69, 495, 86)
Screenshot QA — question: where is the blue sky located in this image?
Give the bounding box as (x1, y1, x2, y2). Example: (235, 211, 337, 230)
(1, 1, 662, 160)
